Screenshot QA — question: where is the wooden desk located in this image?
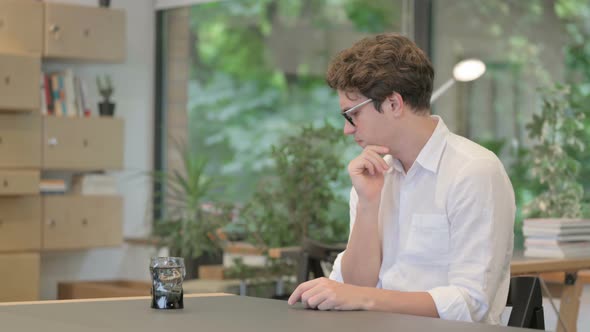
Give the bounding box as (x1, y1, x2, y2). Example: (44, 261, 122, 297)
(511, 255, 590, 332)
(0, 294, 536, 331)
(231, 244, 589, 331)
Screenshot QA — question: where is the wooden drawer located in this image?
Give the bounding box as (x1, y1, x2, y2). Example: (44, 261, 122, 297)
(0, 196, 41, 251)
(0, 53, 41, 111)
(0, 170, 40, 195)
(44, 3, 126, 62)
(0, 1, 43, 54)
(42, 117, 124, 170)
(0, 113, 41, 168)
(42, 195, 123, 250)
(0, 252, 39, 302)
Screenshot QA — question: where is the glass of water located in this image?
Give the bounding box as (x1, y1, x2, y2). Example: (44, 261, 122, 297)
(149, 257, 186, 309)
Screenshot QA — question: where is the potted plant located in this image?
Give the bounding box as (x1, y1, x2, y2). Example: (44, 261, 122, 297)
(225, 123, 349, 294)
(96, 75, 115, 116)
(522, 84, 588, 257)
(152, 142, 230, 279)
(241, 122, 349, 250)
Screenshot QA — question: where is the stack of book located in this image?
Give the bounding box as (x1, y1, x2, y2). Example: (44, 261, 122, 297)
(524, 218, 590, 258)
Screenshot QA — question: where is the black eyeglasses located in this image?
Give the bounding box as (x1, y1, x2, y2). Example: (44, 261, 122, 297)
(341, 98, 373, 127)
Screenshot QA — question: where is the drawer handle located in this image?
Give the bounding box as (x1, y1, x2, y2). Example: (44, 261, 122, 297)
(2, 180, 7, 188)
(83, 28, 91, 37)
(81, 218, 89, 226)
(49, 24, 60, 33)
(4, 76, 10, 85)
(82, 139, 89, 147)
(47, 219, 56, 227)
(48, 137, 58, 146)
(49, 24, 61, 39)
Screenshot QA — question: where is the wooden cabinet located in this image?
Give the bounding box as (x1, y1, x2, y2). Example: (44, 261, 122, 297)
(44, 3, 126, 62)
(0, 1, 43, 54)
(42, 195, 123, 250)
(0, 253, 40, 301)
(0, 170, 40, 195)
(0, 3, 127, 302)
(0, 53, 41, 111)
(0, 113, 41, 168)
(0, 197, 41, 251)
(42, 117, 124, 170)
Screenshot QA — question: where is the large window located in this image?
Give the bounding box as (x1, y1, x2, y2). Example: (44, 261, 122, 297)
(430, 0, 590, 246)
(157, 0, 590, 248)
(157, 0, 410, 205)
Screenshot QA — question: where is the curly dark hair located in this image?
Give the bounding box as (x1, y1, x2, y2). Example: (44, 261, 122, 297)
(326, 33, 434, 114)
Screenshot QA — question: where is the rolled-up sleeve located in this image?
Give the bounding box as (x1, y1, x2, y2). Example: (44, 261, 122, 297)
(427, 159, 515, 322)
(329, 188, 358, 283)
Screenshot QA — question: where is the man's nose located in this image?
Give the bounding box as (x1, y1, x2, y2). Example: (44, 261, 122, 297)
(343, 121, 355, 135)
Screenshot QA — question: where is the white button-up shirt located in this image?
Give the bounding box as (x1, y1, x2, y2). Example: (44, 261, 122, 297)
(329, 116, 515, 324)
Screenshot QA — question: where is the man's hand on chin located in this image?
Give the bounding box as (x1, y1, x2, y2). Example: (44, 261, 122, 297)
(287, 277, 372, 311)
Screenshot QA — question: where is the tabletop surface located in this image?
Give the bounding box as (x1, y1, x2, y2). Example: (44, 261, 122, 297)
(0, 295, 535, 332)
(511, 250, 590, 274)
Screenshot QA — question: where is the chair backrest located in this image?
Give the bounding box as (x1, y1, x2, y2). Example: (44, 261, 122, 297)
(296, 238, 345, 283)
(506, 276, 545, 330)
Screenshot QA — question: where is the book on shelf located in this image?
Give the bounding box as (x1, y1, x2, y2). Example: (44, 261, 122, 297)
(40, 179, 67, 193)
(524, 235, 590, 245)
(524, 244, 590, 258)
(523, 218, 590, 228)
(41, 69, 91, 117)
(523, 226, 590, 237)
(71, 174, 117, 195)
(523, 219, 590, 237)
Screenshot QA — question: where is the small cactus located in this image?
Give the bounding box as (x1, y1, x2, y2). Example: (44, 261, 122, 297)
(96, 75, 114, 102)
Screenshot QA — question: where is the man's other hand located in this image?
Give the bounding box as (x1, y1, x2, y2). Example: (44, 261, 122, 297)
(288, 277, 371, 311)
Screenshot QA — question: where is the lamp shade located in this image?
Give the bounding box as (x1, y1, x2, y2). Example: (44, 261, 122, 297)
(452, 59, 486, 82)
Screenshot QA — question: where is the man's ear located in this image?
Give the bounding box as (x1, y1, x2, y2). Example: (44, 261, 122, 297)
(386, 92, 404, 117)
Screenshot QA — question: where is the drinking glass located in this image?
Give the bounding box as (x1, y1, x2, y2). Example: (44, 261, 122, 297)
(149, 256, 185, 309)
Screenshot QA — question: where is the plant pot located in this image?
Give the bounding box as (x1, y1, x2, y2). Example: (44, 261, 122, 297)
(99, 0, 111, 7)
(98, 102, 115, 116)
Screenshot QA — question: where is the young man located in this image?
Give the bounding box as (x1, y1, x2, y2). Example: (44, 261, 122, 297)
(287, 33, 515, 324)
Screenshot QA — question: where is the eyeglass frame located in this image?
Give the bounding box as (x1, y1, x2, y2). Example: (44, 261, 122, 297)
(341, 98, 373, 127)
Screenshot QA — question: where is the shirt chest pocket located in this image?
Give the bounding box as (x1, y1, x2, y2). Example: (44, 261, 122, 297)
(401, 214, 450, 265)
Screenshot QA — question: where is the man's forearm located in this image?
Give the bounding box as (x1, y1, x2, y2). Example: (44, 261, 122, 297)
(341, 200, 382, 287)
(362, 287, 439, 318)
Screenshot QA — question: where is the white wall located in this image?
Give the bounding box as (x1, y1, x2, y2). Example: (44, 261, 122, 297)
(40, 0, 158, 300)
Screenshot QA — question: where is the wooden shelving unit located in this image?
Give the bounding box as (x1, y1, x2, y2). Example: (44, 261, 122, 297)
(0, 1, 127, 302)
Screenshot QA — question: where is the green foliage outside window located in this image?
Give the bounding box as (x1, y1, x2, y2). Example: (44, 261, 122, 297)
(185, 0, 402, 204)
(525, 84, 586, 218)
(241, 124, 350, 249)
(467, 0, 590, 248)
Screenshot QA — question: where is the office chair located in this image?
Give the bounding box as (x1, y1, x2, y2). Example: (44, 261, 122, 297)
(271, 238, 344, 300)
(506, 276, 545, 330)
(296, 238, 346, 283)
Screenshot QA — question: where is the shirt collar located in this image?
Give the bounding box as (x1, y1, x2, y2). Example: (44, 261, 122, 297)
(384, 155, 404, 174)
(387, 115, 449, 175)
(414, 115, 449, 173)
